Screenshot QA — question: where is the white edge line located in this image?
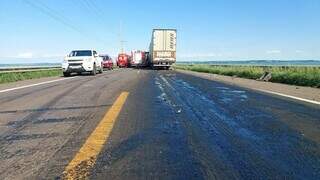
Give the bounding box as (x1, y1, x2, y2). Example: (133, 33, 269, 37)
(253, 88, 320, 105)
(0, 77, 77, 93)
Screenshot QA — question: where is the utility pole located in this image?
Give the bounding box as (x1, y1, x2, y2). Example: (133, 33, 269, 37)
(119, 21, 127, 54)
(120, 40, 127, 54)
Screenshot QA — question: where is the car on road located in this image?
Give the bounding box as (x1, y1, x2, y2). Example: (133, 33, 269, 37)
(62, 50, 103, 76)
(100, 55, 114, 70)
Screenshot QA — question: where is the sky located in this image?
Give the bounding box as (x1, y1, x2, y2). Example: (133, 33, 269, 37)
(0, 0, 319, 63)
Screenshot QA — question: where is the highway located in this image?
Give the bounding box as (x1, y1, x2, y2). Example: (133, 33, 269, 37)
(0, 68, 319, 179)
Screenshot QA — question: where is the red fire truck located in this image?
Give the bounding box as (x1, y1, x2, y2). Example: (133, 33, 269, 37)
(131, 50, 147, 67)
(117, 53, 130, 68)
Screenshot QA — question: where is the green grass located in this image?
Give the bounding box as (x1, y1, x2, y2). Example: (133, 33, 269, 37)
(174, 64, 320, 88)
(0, 69, 62, 84)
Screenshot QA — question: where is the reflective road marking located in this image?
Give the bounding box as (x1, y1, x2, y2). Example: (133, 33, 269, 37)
(0, 77, 77, 94)
(254, 88, 320, 105)
(63, 92, 129, 179)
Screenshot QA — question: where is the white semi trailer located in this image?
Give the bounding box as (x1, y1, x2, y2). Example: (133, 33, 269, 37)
(149, 29, 177, 69)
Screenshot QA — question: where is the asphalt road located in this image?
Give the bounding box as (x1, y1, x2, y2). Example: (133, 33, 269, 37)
(0, 69, 319, 180)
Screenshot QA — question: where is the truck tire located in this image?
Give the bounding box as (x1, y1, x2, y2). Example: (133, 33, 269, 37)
(91, 64, 97, 76)
(63, 72, 70, 77)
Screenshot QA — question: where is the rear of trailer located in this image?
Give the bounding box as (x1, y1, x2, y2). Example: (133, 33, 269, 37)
(149, 29, 177, 69)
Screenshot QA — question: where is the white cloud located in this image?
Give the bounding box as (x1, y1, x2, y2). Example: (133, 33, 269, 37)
(266, 50, 282, 54)
(17, 52, 33, 58)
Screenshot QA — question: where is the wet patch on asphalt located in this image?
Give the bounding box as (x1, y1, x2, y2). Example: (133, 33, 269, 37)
(90, 71, 204, 180)
(152, 71, 320, 179)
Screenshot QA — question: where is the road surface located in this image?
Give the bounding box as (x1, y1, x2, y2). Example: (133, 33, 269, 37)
(0, 69, 319, 179)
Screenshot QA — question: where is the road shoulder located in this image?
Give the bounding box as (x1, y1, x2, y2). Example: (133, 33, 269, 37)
(0, 76, 64, 92)
(176, 69, 320, 103)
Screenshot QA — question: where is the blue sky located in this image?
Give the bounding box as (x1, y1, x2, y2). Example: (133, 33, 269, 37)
(0, 0, 319, 63)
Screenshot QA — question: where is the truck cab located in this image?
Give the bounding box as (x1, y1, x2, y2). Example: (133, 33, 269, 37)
(117, 53, 130, 68)
(62, 50, 103, 76)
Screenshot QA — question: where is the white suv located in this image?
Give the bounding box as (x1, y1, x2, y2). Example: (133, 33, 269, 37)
(62, 50, 103, 77)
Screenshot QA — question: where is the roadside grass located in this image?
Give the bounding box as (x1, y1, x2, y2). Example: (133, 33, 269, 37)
(174, 64, 320, 88)
(0, 69, 62, 84)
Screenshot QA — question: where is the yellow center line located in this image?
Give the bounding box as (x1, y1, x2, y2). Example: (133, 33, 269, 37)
(63, 92, 129, 179)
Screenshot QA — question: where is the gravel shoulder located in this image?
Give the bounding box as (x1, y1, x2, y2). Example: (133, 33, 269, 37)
(176, 69, 320, 103)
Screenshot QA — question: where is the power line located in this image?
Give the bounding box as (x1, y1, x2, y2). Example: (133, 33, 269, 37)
(23, 0, 109, 45)
(79, 0, 105, 23)
(75, 0, 120, 50)
(78, 0, 117, 36)
(24, 0, 84, 35)
(84, 0, 104, 17)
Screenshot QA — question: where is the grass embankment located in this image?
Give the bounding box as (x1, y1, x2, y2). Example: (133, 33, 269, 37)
(174, 64, 320, 88)
(0, 69, 62, 84)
